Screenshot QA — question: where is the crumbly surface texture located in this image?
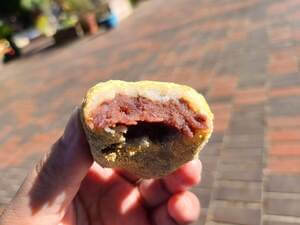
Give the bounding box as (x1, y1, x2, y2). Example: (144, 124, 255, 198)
(81, 80, 213, 178)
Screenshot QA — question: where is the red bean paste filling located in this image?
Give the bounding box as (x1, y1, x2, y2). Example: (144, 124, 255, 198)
(92, 95, 207, 148)
(92, 94, 207, 144)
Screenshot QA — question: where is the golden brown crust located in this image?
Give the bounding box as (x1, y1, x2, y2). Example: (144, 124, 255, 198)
(81, 80, 213, 178)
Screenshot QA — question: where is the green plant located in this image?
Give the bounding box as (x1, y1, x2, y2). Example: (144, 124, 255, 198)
(60, 14, 78, 28)
(21, 0, 49, 11)
(58, 0, 96, 14)
(0, 21, 13, 39)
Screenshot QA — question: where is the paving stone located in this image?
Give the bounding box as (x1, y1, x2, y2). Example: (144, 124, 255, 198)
(269, 128, 300, 143)
(214, 57, 244, 75)
(248, 1, 267, 21)
(15, 124, 42, 144)
(212, 205, 261, 225)
(214, 181, 262, 202)
(199, 50, 222, 70)
(267, 157, 300, 174)
(264, 222, 300, 225)
(209, 132, 225, 144)
(201, 156, 219, 172)
(224, 134, 264, 149)
(270, 86, 300, 98)
(238, 55, 267, 76)
(231, 107, 265, 120)
(208, 96, 233, 104)
(232, 108, 265, 121)
(220, 153, 263, 165)
(0, 112, 15, 129)
(201, 171, 216, 189)
(238, 76, 266, 89)
(264, 175, 300, 193)
(200, 143, 221, 157)
(246, 27, 269, 51)
(269, 96, 300, 116)
(218, 163, 262, 182)
(264, 197, 300, 217)
(222, 147, 263, 156)
(228, 122, 264, 135)
(270, 73, 300, 88)
(269, 142, 300, 157)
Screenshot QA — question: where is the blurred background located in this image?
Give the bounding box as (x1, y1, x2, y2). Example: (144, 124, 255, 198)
(0, 0, 135, 63)
(1, 0, 300, 224)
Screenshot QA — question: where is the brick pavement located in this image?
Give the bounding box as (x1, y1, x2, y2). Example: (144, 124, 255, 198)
(1, 0, 300, 224)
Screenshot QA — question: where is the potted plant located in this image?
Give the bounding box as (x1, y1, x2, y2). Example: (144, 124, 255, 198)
(56, 0, 100, 34)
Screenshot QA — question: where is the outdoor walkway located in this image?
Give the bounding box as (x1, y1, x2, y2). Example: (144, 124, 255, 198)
(1, 0, 300, 224)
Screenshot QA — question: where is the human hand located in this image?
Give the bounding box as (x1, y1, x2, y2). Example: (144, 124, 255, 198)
(0, 108, 202, 225)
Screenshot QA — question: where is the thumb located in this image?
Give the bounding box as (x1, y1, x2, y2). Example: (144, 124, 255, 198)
(0, 108, 93, 225)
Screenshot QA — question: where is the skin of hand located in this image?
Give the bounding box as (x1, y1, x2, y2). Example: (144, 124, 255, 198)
(0, 108, 202, 225)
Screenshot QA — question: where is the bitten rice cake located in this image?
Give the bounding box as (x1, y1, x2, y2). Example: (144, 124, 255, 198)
(81, 80, 213, 178)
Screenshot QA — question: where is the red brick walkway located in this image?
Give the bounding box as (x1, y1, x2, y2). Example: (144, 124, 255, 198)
(1, 0, 300, 224)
